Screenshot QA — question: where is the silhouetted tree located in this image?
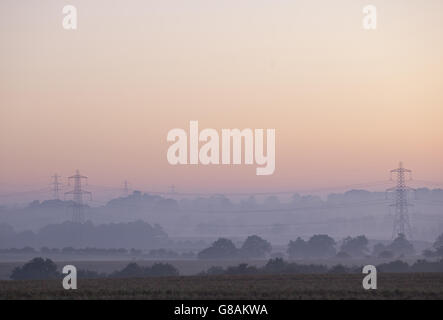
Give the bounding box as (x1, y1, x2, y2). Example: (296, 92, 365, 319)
(111, 262, 144, 278)
(340, 235, 369, 257)
(77, 269, 106, 279)
(422, 249, 436, 258)
(203, 266, 225, 276)
(420, 233, 443, 258)
(288, 235, 336, 259)
(378, 260, 410, 273)
(262, 258, 288, 274)
(388, 233, 414, 256)
(240, 235, 271, 259)
(198, 238, 238, 259)
(378, 250, 394, 259)
(336, 251, 351, 259)
(225, 263, 258, 275)
(110, 262, 179, 278)
(10, 257, 59, 280)
(148, 249, 179, 259)
(411, 259, 443, 272)
(306, 234, 336, 258)
(372, 243, 386, 257)
(287, 237, 308, 259)
(433, 233, 443, 250)
(329, 265, 349, 274)
(149, 263, 179, 277)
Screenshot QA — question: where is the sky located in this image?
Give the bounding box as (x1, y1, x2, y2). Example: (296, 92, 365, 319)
(1, 0, 443, 195)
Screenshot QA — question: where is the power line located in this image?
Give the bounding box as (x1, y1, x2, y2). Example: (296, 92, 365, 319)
(139, 180, 392, 197)
(194, 199, 390, 214)
(414, 200, 443, 207)
(41, 179, 433, 199)
(412, 180, 443, 187)
(163, 216, 378, 229)
(0, 188, 51, 198)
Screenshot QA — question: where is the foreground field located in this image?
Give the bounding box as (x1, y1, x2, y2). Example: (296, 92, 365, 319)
(1, 273, 443, 300)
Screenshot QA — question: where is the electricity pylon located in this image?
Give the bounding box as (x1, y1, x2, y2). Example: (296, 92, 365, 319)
(386, 162, 414, 239)
(123, 180, 129, 197)
(51, 174, 62, 200)
(64, 170, 91, 223)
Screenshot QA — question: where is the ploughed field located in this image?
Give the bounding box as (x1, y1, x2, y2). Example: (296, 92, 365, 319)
(1, 273, 443, 300)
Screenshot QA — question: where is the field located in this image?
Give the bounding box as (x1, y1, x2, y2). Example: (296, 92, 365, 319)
(1, 273, 443, 300)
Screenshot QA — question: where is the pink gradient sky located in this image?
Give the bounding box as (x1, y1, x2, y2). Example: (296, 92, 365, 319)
(1, 0, 443, 194)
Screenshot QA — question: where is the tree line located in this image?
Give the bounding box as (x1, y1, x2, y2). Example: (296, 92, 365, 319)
(0, 247, 196, 259)
(10, 256, 443, 280)
(10, 258, 179, 280)
(196, 233, 432, 260)
(199, 258, 443, 276)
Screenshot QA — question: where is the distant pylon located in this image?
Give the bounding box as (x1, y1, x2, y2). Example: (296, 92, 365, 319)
(51, 174, 62, 200)
(123, 180, 129, 197)
(64, 170, 92, 223)
(386, 162, 414, 239)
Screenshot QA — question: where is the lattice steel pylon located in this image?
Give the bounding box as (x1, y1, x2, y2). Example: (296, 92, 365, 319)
(386, 162, 414, 239)
(51, 173, 62, 200)
(64, 170, 91, 223)
(123, 180, 129, 197)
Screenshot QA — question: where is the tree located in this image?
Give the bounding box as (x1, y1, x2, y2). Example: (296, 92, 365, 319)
(340, 235, 369, 257)
(287, 237, 308, 259)
(336, 251, 351, 259)
(378, 250, 394, 259)
(110, 262, 179, 278)
(40, 246, 51, 254)
(78, 269, 106, 279)
(197, 238, 238, 259)
(306, 234, 336, 258)
(204, 266, 225, 276)
(149, 263, 179, 277)
(240, 235, 272, 259)
(288, 235, 337, 259)
(433, 233, 443, 250)
(377, 260, 409, 273)
(328, 265, 349, 274)
(111, 262, 144, 278)
(263, 258, 287, 274)
(225, 263, 258, 275)
(388, 233, 414, 256)
(10, 257, 59, 280)
(372, 243, 386, 257)
(419, 233, 443, 258)
(422, 249, 436, 258)
(435, 246, 443, 258)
